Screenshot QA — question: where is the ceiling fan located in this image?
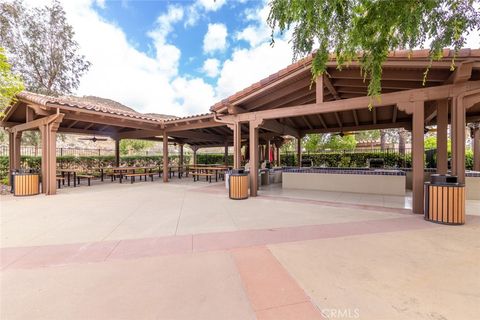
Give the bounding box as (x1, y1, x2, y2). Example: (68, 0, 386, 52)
(78, 136, 108, 143)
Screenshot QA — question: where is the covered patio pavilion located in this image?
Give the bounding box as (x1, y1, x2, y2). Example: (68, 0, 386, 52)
(1, 48, 480, 215)
(211, 48, 480, 214)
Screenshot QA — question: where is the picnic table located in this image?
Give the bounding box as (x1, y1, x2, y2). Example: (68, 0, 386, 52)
(98, 166, 160, 183)
(168, 165, 189, 179)
(189, 166, 229, 182)
(57, 169, 81, 187)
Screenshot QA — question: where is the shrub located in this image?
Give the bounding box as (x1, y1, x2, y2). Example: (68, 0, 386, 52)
(0, 154, 191, 180)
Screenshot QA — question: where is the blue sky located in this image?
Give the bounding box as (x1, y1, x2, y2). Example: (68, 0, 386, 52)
(35, 0, 295, 117)
(95, 1, 258, 86)
(24, 0, 479, 117)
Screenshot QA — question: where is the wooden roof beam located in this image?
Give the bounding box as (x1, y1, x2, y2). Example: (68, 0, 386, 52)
(233, 66, 311, 106)
(62, 113, 160, 131)
(317, 114, 328, 128)
(118, 129, 163, 139)
(169, 130, 225, 142)
(392, 106, 398, 123)
(372, 108, 377, 125)
(302, 116, 314, 130)
(446, 60, 474, 84)
(324, 75, 340, 100)
(352, 110, 359, 126)
(250, 79, 313, 111)
(227, 105, 246, 114)
(261, 119, 299, 137)
(59, 127, 113, 137)
(334, 112, 343, 127)
(67, 120, 79, 128)
(329, 68, 449, 82)
(424, 103, 438, 124)
(300, 121, 411, 135)
(165, 120, 224, 132)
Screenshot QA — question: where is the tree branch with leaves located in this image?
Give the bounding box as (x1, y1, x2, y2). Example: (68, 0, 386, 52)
(0, 0, 90, 96)
(268, 0, 480, 101)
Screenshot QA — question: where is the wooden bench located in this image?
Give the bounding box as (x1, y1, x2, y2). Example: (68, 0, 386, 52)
(192, 172, 214, 183)
(124, 172, 154, 183)
(107, 172, 123, 182)
(77, 174, 95, 186)
(56, 176, 65, 188)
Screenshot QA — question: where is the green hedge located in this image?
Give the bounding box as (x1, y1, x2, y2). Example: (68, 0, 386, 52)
(288, 152, 412, 168)
(0, 150, 474, 181)
(0, 154, 191, 180)
(195, 154, 232, 165)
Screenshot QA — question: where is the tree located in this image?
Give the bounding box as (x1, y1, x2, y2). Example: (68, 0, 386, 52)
(120, 139, 154, 156)
(268, 0, 480, 100)
(355, 130, 380, 148)
(322, 134, 357, 150)
(0, 47, 23, 115)
(0, 0, 90, 96)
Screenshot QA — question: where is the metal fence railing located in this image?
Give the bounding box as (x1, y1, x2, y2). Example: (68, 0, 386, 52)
(0, 145, 195, 157)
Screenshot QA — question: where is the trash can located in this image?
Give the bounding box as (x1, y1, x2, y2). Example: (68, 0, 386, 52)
(229, 169, 249, 200)
(424, 174, 465, 225)
(12, 170, 40, 196)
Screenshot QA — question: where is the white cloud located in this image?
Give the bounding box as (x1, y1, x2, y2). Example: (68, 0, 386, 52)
(216, 40, 293, 98)
(202, 58, 221, 77)
(236, 3, 271, 47)
(215, 2, 293, 98)
(171, 77, 217, 115)
(147, 5, 184, 77)
(197, 0, 226, 11)
(26, 0, 215, 116)
(19, 0, 294, 116)
(203, 23, 228, 54)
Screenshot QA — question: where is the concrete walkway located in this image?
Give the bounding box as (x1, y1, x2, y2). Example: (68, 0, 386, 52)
(1, 179, 479, 319)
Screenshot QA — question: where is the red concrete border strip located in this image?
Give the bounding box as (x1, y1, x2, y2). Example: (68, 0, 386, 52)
(2, 216, 440, 270)
(231, 246, 326, 319)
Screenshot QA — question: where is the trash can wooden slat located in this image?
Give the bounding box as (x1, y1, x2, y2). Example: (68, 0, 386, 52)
(424, 183, 465, 225)
(229, 173, 248, 200)
(13, 173, 40, 196)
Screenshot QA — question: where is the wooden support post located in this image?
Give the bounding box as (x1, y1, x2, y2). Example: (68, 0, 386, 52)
(224, 141, 228, 166)
(8, 131, 14, 185)
(451, 96, 466, 183)
(436, 99, 449, 174)
(276, 145, 280, 166)
(297, 136, 302, 167)
(473, 123, 480, 171)
(192, 146, 198, 166)
(114, 138, 120, 167)
(412, 101, 425, 214)
(233, 122, 242, 169)
(163, 132, 169, 183)
(249, 119, 262, 197)
(13, 131, 22, 170)
(179, 143, 184, 166)
(266, 140, 271, 162)
(40, 120, 62, 195)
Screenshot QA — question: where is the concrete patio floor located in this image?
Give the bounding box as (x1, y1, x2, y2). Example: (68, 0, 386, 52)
(1, 178, 479, 319)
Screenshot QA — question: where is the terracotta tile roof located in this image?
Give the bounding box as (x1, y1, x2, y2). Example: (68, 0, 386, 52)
(210, 48, 480, 112)
(16, 91, 163, 122)
(163, 113, 214, 122)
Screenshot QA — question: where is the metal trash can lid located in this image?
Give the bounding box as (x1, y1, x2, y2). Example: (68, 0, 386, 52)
(230, 169, 246, 175)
